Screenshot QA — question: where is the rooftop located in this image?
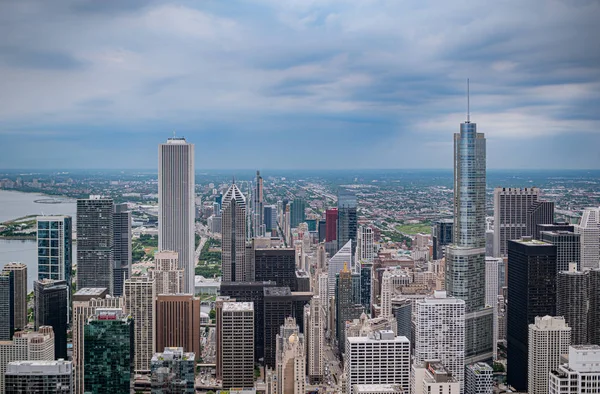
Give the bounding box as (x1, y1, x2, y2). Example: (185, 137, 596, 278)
(6, 359, 72, 375)
(222, 301, 254, 311)
(74, 288, 108, 296)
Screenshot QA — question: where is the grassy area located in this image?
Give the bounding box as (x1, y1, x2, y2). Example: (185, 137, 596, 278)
(195, 237, 222, 278)
(382, 231, 413, 248)
(132, 234, 158, 262)
(395, 222, 431, 235)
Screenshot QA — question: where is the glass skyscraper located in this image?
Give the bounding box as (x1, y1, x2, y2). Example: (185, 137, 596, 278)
(445, 111, 494, 364)
(337, 189, 357, 257)
(36, 216, 72, 284)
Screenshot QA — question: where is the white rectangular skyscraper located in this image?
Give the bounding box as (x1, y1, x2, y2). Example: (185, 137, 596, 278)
(159, 137, 195, 293)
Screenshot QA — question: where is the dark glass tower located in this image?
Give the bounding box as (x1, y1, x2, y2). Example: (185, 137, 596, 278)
(445, 102, 493, 364)
(506, 238, 557, 392)
(254, 246, 297, 290)
(335, 265, 364, 353)
(0, 271, 14, 341)
(34, 279, 69, 359)
(84, 309, 133, 394)
(360, 262, 373, 315)
(337, 189, 357, 257)
(290, 197, 307, 228)
(112, 203, 131, 297)
(432, 219, 453, 260)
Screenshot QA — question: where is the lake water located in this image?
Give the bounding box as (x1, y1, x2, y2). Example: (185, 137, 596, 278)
(0, 190, 77, 291)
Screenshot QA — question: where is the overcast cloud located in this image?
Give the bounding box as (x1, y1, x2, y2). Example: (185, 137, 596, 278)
(0, 0, 598, 169)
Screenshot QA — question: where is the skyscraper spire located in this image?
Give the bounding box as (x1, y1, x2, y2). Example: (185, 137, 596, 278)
(467, 78, 470, 123)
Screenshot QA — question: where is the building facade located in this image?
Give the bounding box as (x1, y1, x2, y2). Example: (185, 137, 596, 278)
(2, 263, 26, 331)
(275, 317, 305, 394)
(337, 189, 358, 257)
(151, 251, 183, 295)
(557, 267, 588, 345)
(5, 359, 73, 394)
(155, 294, 201, 361)
(158, 137, 195, 293)
(465, 362, 493, 394)
(549, 345, 600, 394)
(36, 216, 72, 284)
(34, 280, 68, 360)
(0, 271, 14, 341)
(112, 203, 131, 297)
(221, 183, 248, 282)
(219, 302, 254, 390)
(150, 347, 195, 394)
(124, 277, 156, 374)
(541, 230, 581, 272)
(574, 207, 600, 270)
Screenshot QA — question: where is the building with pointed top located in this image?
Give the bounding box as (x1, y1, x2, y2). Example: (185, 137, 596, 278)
(222, 183, 249, 282)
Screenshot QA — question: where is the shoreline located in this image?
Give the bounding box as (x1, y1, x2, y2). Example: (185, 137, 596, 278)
(0, 235, 36, 240)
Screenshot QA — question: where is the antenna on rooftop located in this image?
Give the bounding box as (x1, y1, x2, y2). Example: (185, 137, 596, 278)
(173, 130, 176, 138)
(467, 79, 470, 123)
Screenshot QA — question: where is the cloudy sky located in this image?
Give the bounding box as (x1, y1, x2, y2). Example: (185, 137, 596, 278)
(0, 0, 599, 170)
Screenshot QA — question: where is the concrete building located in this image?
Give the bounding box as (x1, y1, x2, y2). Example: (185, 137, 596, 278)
(336, 264, 364, 353)
(221, 183, 249, 282)
(72, 290, 122, 394)
(151, 251, 183, 295)
(381, 269, 412, 319)
(557, 265, 588, 345)
(77, 197, 114, 293)
(446, 114, 493, 365)
(2, 264, 27, 330)
(526, 200, 555, 240)
(358, 226, 374, 263)
(411, 360, 460, 394)
(275, 317, 305, 394)
(353, 385, 403, 394)
(465, 362, 493, 394)
(0, 271, 14, 341)
(254, 245, 297, 290)
(391, 298, 412, 341)
(219, 302, 254, 390)
(493, 187, 541, 257)
(549, 345, 600, 394)
(84, 309, 133, 394)
(345, 331, 410, 394)
(574, 207, 600, 270)
(541, 231, 581, 272)
(36, 216, 72, 284)
(485, 257, 502, 359)
(0, 327, 55, 393)
(528, 316, 571, 394)
(414, 291, 465, 388)
(588, 270, 600, 346)
(507, 238, 558, 392)
(158, 137, 195, 293)
(112, 203, 132, 297)
(325, 208, 338, 256)
(328, 240, 353, 303)
(305, 296, 324, 383)
(124, 277, 156, 374)
(5, 359, 73, 394)
(155, 294, 201, 361)
(34, 279, 68, 360)
(150, 347, 195, 394)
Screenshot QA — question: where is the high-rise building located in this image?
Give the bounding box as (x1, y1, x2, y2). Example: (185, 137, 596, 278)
(328, 239, 352, 302)
(305, 296, 324, 383)
(0, 327, 55, 393)
(275, 317, 305, 394)
(336, 264, 364, 353)
(414, 291, 465, 388)
(151, 251, 183, 295)
(155, 294, 201, 361)
(112, 203, 132, 297)
(411, 360, 460, 394)
(485, 257, 502, 360)
(528, 316, 571, 394)
(574, 207, 600, 270)
(588, 270, 600, 346)
(5, 359, 73, 394)
(325, 208, 338, 256)
(84, 309, 133, 394)
(253, 170, 264, 237)
(391, 298, 412, 340)
(381, 269, 412, 319)
(493, 187, 541, 257)
(34, 279, 68, 359)
(360, 262, 373, 315)
(557, 266, 588, 345)
(345, 330, 410, 394)
(445, 112, 493, 365)
(432, 219, 453, 260)
(541, 231, 581, 272)
(72, 289, 122, 394)
(358, 226, 374, 263)
(219, 302, 254, 390)
(290, 197, 307, 229)
(150, 347, 195, 394)
(221, 183, 248, 282)
(124, 277, 156, 374)
(507, 237, 557, 392)
(264, 205, 275, 232)
(0, 271, 14, 340)
(254, 245, 297, 290)
(549, 345, 600, 394)
(2, 263, 26, 330)
(338, 189, 358, 257)
(526, 200, 555, 240)
(464, 362, 493, 394)
(158, 137, 195, 293)
(36, 216, 72, 284)
(77, 197, 114, 293)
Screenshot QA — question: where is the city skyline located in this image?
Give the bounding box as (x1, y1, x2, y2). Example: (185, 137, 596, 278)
(0, 1, 599, 170)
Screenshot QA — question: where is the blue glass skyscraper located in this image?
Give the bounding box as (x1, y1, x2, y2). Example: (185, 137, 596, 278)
(36, 216, 72, 284)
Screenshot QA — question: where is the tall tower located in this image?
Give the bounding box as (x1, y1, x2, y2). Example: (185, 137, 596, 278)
(159, 137, 195, 293)
(124, 277, 156, 374)
(0, 271, 14, 340)
(337, 189, 357, 257)
(253, 170, 264, 237)
(34, 279, 68, 360)
(151, 251, 184, 294)
(36, 216, 72, 284)
(77, 197, 114, 293)
(445, 84, 493, 364)
(219, 302, 255, 389)
(306, 296, 324, 383)
(112, 203, 132, 297)
(2, 263, 26, 330)
(574, 207, 600, 270)
(221, 183, 248, 282)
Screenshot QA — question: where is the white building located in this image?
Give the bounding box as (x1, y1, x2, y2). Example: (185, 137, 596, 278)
(358, 226, 375, 263)
(574, 207, 600, 270)
(5, 359, 73, 393)
(411, 360, 460, 394)
(159, 137, 195, 292)
(276, 317, 305, 394)
(549, 345, 600, 394)
(528, 316, 571, 394)
(353, 384, 403, 393)
(328, 240, 352, 301)
(221, 183, 249, 282)
(381, 269, 412, 318)
(345, 330, 410, 394)
(465, 362, 493, 394)
(151, 251, 183, 295)
(124, 277, 156, 374)
(220, 302, 254, 389)
(305, 296, 324, 383)
(414, 291, 465, 388)
(485, 256, 502, 360)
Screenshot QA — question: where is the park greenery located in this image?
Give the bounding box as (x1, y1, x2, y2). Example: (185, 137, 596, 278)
(195, 238, 222, 278)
